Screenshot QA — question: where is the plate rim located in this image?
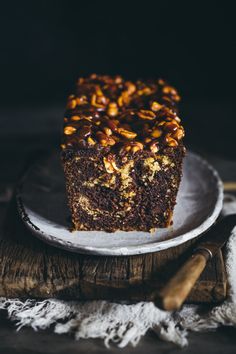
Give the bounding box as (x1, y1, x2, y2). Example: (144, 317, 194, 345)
(17, 150, 224, 256)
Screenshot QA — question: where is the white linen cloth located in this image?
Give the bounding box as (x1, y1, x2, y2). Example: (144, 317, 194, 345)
(1, 194, 236, 348)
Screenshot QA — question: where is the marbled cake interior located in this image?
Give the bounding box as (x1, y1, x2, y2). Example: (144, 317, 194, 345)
(62, 145, 184, 232)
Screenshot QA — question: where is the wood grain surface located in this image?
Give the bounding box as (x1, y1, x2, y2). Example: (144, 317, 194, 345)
(0, 197, 227, 303)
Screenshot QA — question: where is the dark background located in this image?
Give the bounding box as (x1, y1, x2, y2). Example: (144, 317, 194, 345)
(0, 0, 235, 156)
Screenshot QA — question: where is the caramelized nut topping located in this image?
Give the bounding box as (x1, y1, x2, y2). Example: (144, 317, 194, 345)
(162, 86, 177, 95)
(96, 131, 116, 146)
(114, 75, 122, 84)
(117, 95, 124, 107)
(62, 75, 184, 153)
(67, 99, 77, 110)
(71, 115, 81, 121)
(103, 127, 112, 136)
(117, 92, 130, 107)
(76, 95, 88, 105)
(64, 126, 76, 135)
(165, 134, 178, 147)
(150, 142, 159, 153)
(158, 79, 165, 85)
(125, 81, 136, 95)
(162, 96, 172, 103)
(144, 137, 152, 143)
(107, 102, 118, 117)
(91, 93, 109, 108)
(103, 155, 119, 173)
(137, 87, 153, 96)
(131, 141, 143, 152)
(79, 125, 91, 138)
(107, 119, 119, 132)
(87, 137, 96, 145)
(158, 121, 166, 127)
(173, 94, 181, 102)
(117, 127, 137, 139)
(173, 127, 185, 140)
(164, 122, 179, 133)
(172, 116, 181, 123)
(120, 141, 143, 154)
(137, 110, 156, 120)
(132, 145, 141, 153)
(151, 101, 163, 112)
(151, 128, 162, 138)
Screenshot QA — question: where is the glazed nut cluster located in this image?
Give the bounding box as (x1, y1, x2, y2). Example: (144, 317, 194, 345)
(62, 75, 184, 154)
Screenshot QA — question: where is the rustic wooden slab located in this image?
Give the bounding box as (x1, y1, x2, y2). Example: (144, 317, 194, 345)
(0, 198, 227, 303)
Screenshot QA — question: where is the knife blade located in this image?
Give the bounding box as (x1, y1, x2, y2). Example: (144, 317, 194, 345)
(155, 214, 236, 311)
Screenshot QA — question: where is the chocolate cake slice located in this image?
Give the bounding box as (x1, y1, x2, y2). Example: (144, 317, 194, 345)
(61, 74, 185, 232)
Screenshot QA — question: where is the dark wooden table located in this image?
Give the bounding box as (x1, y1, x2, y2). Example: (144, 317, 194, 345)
(0, 104, 236, 354)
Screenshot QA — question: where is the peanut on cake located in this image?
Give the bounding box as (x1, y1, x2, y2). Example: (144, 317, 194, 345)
(61, 74, 185, 232)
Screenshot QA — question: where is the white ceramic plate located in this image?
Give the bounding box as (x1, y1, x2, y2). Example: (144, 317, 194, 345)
(17, 151, 223, 256)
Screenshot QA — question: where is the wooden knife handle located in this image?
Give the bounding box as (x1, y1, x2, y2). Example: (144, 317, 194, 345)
(157, 252, 209, 311)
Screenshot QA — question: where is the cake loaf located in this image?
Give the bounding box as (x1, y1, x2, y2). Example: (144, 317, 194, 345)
(61, 74, 185, 232)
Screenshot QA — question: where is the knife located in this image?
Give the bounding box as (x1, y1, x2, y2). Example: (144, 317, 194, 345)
(154, 214, 236, 311)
